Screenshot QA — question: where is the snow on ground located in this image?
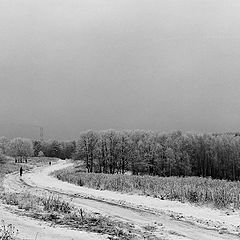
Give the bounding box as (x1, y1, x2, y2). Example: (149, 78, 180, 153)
(22, 160, 240, 234)
(0, 204, 107, 240)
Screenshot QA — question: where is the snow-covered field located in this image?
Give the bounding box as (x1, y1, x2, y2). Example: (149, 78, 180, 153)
(0, 206, 106, 240)
(2, 160, 240, 240)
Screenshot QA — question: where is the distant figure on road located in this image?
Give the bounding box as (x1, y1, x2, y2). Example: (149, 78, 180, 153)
(20, 167, 23, 177)
(49, 161, 51, 165)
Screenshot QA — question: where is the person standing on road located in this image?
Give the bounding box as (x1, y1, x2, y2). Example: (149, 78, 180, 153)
(20, 167, 23, 177)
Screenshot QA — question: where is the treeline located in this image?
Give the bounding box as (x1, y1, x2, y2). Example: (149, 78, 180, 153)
(1, 130, 240, 180)
(33, 140, 76, 159)
(0, 137, 75, 161)
(0, 137, 33, 162)
(74, 130, 240, 180)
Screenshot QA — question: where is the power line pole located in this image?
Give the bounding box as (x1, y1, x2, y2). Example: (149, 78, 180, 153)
(40, 127, 44, 141)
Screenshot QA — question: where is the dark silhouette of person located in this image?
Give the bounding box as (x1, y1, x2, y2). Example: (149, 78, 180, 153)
(20, 167, 23, 177)
(49, 161, 51, 165)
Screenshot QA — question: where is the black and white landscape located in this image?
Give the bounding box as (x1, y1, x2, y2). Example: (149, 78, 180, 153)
(0, 0, 240, 239)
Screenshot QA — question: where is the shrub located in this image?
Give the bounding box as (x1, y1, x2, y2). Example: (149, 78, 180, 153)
(42, 195, 72, 213)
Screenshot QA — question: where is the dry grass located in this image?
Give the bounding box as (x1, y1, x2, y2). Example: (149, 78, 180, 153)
(26, 157, 58, 167)
(1, 192, 137, 239)
(0, 220, 18, 240)
(0, 156, 58, 191)
(53, 167, 240, 209)
(0, 156, 25, 192)
(0, 156, 59, 239)
(0, 158, 165, 239)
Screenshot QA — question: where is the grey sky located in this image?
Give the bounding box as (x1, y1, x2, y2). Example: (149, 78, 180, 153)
(0, 0, 240, 140)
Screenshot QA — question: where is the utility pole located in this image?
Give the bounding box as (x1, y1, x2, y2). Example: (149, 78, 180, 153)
(40, 127, 44, 141)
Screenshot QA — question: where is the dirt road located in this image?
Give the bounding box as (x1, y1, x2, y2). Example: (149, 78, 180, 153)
(3, 160, 240, 240)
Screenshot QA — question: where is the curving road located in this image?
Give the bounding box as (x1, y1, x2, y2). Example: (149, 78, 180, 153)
(3, 160, 240, 240)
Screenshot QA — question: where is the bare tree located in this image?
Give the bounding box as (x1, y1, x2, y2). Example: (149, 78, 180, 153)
(0, 136, 10, 155)
(7, 138, 33, 163)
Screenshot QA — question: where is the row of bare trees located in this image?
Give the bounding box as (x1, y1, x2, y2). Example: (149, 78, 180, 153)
(1, 130, 240, 180)
(0, 137, 33, 162)
(0, 137, 75, 162)
(74, 130, 240, 180)
(33, 140, 76, 159)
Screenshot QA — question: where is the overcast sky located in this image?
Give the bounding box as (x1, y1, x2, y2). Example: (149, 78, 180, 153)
(0, 0, 240, 140)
